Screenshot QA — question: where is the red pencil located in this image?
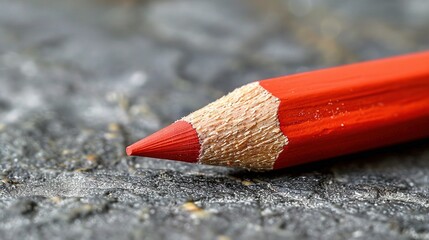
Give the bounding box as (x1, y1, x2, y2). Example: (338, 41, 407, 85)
(127, 51, 429, 171)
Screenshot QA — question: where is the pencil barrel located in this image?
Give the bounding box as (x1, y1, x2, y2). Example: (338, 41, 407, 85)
(259, 51, 429, 169)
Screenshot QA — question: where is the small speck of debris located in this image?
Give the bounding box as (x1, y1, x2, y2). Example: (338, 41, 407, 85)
(62, 149, 72, 155)
(108, 123, 120, 132)
(85, 154, 99, 163)
(51, 196, 62, 204)
(217, 235, 232, 240)
(241, 180, 254, 186)
(182, 201, 209, 218)
(138, 208, 150, 222)
(182, 201, 200, 211)
(104, 132, 118, 139)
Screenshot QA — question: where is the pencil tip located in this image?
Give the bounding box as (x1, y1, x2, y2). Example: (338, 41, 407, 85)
(126, 120, 200, 163)
(125, 146, 133, 156)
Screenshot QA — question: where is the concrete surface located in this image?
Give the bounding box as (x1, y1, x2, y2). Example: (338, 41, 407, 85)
(1, 0, 429, 239)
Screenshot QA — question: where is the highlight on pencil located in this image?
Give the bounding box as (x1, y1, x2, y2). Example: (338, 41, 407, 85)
(127, 51, 429, 171)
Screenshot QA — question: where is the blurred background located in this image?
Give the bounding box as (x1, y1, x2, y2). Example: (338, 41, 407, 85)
(1, 0, 429, 239)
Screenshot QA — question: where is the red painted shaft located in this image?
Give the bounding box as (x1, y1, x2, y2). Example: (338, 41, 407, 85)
(259, 51, 429, 169)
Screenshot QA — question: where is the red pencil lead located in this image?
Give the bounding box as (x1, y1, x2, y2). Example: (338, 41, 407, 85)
(126, 120, 200, 163)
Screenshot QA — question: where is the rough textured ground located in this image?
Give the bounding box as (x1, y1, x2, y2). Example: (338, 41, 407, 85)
(1, 0, 429, 239)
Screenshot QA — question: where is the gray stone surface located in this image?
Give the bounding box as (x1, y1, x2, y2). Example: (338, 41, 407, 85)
(1, 0, 429, 239)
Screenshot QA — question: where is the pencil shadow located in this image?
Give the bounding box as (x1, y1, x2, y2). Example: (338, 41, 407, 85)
(228, 138, 429, 179)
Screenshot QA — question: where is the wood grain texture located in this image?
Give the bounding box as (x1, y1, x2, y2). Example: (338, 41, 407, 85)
(183, 82, 287, 170)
